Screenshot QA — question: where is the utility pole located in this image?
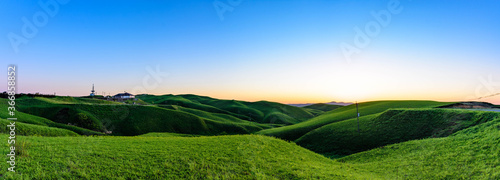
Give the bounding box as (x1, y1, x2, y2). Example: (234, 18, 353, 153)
(356, 101, 360, 134)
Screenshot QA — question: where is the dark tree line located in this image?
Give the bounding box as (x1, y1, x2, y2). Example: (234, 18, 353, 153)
(0, 92, 56, 99)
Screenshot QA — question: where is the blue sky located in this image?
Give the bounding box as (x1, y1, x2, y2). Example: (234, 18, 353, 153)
(1, 0, 500, 104)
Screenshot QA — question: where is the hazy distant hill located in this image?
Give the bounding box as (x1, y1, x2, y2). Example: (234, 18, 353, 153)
(303, 103, 342, 112)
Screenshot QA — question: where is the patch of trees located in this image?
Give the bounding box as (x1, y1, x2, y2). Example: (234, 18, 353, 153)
(0, 92, 56, 99)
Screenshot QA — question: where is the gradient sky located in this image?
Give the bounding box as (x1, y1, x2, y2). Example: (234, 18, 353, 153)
(1, 0, 500, 104)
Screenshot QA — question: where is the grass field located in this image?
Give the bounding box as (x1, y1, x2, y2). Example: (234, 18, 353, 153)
(256, 100, 455, 141)
(0, 135, 376, 179)
(2, 95, 499, 179)
(2, 116, 499, 179)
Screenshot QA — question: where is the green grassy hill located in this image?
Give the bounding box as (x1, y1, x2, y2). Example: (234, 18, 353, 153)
(0, 98, 104, 135)
(302, 108, 325, 116)
(20, 96, 123, 105)
(138, 94, 232, 114)
(339, 112, 500, 179)
(257, 101, 454, 141)
(137, 132, 201, 137)
(5, 95, 310, 137)
(0, 118, 79, 137)
(18, 103, 269, 136)
(0, 135, 376, 179)
(14, 95, 284, 136)
(160, 105, 264, 126)
(303, 103, 342, 112)
(137, 94, 315, 125)
(296, 109, 500, 156)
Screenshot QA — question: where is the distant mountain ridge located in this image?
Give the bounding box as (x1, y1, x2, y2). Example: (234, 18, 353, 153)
(288, 101, 353, 107)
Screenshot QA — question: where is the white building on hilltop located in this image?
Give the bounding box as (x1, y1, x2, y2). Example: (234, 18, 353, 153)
(113, 92, 135, 99)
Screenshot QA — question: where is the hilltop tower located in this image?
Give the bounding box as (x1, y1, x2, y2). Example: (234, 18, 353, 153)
(90, 84, 95, 96)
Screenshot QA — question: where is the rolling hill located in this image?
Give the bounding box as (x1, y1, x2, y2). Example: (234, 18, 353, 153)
(303, 103, 342, 112)
(0, 118, 79, 137)
(339, 112, 500, 179)
(0, 98, 104, 135)
(16, 102, 270, 136)
(296, 108, 500, 157)
(256, 101, 455, 141)
(11, 95, 314, 136)
(136, 94, 316, 125)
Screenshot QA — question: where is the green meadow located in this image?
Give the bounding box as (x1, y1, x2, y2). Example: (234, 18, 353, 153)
(1, 95, 499, 179)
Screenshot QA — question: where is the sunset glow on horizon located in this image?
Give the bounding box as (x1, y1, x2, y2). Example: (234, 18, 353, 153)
(1, 0, 499, 105)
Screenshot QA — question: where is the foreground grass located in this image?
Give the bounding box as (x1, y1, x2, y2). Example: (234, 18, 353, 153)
(0, 135, 374, 179)
(0, 111, 499, 179)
